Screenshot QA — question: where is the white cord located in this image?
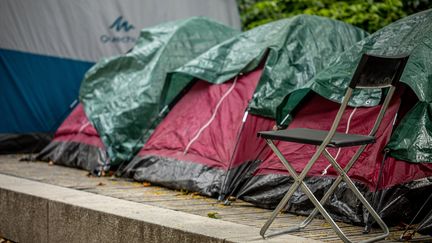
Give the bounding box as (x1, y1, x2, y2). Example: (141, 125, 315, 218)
(322, 107, 357, 175)
(78, 121, 90, 133)
(184, 76, 239, 154)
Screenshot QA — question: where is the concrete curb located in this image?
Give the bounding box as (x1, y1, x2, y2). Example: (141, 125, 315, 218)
(0, 174, 320, 243)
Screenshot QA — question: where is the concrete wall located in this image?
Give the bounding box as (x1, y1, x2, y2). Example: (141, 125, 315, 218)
(0, 174, 316, 243)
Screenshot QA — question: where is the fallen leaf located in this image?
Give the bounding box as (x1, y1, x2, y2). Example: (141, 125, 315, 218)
(320, 222, 331, 227)
(97, 182, 106, 186)
(142, 182, 151, 187)
(132, 182, 143, 187)
(207, 212, 220, 219)
(179, 189, 189, 195)
(191, 192, 204, 199)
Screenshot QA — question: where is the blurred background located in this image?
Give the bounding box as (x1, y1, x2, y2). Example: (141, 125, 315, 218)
(238, 0, 432, 32)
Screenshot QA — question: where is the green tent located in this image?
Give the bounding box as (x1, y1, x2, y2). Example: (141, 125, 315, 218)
(124, 14, 367, 199)
(163, 14, 368, 119)
(276, 10, 432, 163)
(79, 17, 239, 165)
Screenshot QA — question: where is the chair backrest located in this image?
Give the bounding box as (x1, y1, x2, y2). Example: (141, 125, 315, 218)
(349, 53, 410, 89)
(326, 53, 410, 140)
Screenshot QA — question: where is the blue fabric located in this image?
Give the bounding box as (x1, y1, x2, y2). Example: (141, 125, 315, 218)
(0, 48, 94, 133)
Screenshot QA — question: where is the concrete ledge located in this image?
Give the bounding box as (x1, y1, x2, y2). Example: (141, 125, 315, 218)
(0, 174, 319, 243)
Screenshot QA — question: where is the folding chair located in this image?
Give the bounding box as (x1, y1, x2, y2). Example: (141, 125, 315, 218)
(258, 53, 410, 243)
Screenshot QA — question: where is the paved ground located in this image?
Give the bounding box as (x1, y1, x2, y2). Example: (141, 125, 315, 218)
(0, 154, 430, 242)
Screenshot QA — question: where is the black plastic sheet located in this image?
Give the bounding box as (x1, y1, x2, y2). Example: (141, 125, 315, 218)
(237, 174, 432, 226)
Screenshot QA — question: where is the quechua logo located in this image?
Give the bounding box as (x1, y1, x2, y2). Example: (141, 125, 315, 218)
(109, 16, 135, 32)
(100, 16, 136, 44)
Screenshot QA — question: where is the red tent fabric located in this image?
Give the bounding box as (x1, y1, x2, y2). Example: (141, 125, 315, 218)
(142, 70, 269, 169)
(125, 68, 269, 196)
(125, 70, 432, 224)
(37, 104, 107, 172)
(237, 91, 432, 224)
(254, 93, 432, 190)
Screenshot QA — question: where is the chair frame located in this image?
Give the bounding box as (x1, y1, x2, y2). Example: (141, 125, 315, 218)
(259, 53, 410, 243)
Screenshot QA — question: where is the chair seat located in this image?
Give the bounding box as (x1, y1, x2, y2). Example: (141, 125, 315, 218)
(258, 128, 375, 147)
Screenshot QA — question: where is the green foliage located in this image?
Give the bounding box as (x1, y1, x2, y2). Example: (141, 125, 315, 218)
(238, 0, 432, 32)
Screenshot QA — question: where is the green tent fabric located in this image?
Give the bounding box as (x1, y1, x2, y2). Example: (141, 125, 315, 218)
(277, 10, 432, 163)
(162, 14, 368, 119)
(79, 17, 239, 165)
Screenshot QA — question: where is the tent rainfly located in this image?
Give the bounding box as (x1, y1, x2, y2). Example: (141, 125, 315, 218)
(236, 10, 432, 227)
(123, 14, 367, 200)
(37, 17, 239, 171)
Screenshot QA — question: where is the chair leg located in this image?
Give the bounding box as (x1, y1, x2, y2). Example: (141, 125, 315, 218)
(260, 140, 351, 241)
(260, 139, 322, 237)
(259, 140, 309, 237)
(322, 150, 389, 243)
(259, 182, 303, 237)
(297, 179, 351, 242)
(301, 146, 368, 228)
(260, 140, 389, 243)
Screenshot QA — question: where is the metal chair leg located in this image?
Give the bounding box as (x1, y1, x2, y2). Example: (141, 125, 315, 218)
(260, 140, 347, 238)
(260, 140, 351, 241)
(322, 150, 389, 243)
(260, 139, 323, 237)
(259, 140, 309, 237)
(302, 146, 368, 225)
(260, 140, 389, 243)
(293, 147, 388, 243)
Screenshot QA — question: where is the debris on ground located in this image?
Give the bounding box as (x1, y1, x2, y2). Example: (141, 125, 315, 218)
(207, 212, 221, 219)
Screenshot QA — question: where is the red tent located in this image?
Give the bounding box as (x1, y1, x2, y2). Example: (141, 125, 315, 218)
(124, 69, 268, 196)
(125, 70, 432, 224)
(36, 104, 108, 173)
(236, 88, 432, 224)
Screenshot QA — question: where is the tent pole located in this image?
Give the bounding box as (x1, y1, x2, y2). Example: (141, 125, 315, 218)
(400, 193, 432, 240)
(364, 148, 389, 233)
(219, 106, 249, 201)
(222, 128, 275, 205)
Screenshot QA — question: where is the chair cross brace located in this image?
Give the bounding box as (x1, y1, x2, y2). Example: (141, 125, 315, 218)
(258, 53, 409, 243)
(260, 139, 389, 243)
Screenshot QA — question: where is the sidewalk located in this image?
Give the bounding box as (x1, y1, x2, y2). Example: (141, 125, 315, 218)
(0, 155, 422, 242)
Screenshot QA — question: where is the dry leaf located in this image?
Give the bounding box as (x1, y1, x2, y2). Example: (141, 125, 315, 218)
(207, 212, 220, 219)
(97, 182, 106, 186)
(320, 222, 331, 227)
(142, 182, 151, 187)
(178, 189, 189, 195)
